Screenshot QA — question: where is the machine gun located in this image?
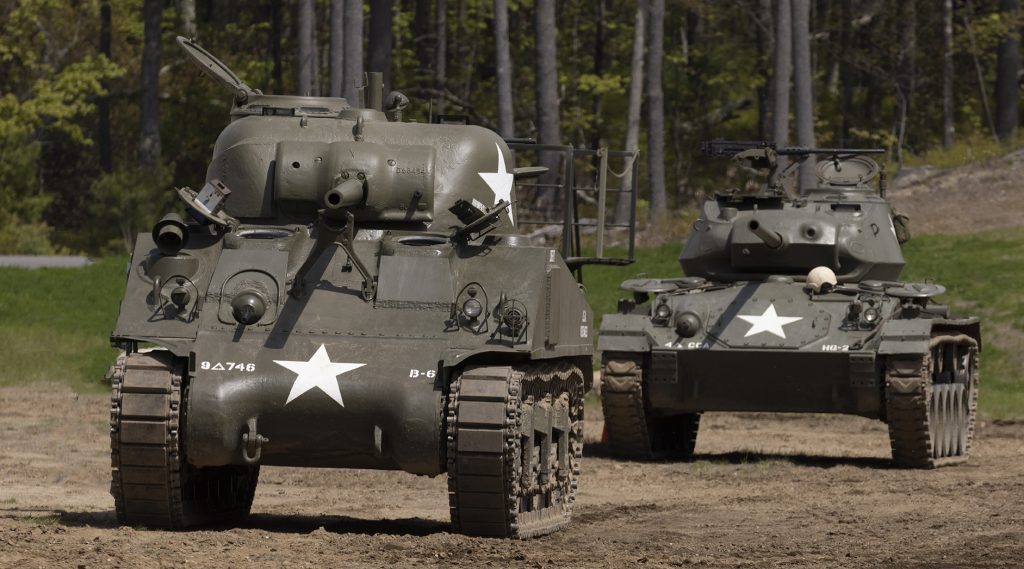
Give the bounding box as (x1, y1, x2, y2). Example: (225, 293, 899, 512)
(701, 140, 886, 196)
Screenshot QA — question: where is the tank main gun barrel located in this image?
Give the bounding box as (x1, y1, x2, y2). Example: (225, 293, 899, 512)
(747, 219, 783, 249)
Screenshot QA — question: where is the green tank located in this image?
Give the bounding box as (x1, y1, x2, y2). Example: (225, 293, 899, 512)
(107, 38, 592, 538)
(598, 141, 981, 468)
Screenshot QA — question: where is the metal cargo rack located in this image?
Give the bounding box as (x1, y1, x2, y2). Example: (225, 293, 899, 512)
(507, 142, 639, 281)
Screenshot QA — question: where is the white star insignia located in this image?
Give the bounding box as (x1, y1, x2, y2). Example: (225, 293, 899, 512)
(274, 344, 365, 406)
(478, 142, 515, 224)
(736, 303, 803, 339)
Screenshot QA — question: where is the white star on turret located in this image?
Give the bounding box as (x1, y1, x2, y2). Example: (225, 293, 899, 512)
(736, 304, 803, 339)
(478, 142, 515, 224)
(274, 344, 365, 406)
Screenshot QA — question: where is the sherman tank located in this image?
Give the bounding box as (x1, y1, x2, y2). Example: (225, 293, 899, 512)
(106, 38, 592, 538)
(598, 141, 981, 468)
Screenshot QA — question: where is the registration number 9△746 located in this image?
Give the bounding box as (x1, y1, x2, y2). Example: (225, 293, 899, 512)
(200, 361, 257, 372)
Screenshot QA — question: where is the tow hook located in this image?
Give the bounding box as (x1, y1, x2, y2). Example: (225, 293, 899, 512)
(241, 417, 269, 464)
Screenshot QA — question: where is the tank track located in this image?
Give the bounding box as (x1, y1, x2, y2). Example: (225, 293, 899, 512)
(885, 334, 979, 469)
(446, 359, 583, 539)
(110, 350, 259, 528)
(599, 356, 700, 460)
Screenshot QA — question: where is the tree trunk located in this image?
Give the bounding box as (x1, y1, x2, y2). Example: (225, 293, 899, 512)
(176, 0, 196, 38)
(534, 0, 561, 214)
(839, 0, 853, 146)
(756, 0, 774, 140)
(792, 0, 815, 192)
(344, 0, 364, 103)
(590, 0, 606, 151)
(995, 0, 1020, 141)
(369, 0, 394, 95)
(943, 0, 955, 148)
(297, 0, 316, 96)
(772, 0, 792, 147)
(613, 0, 645, 225)
(412, 0, 432, 97)
(139, 0, 162, 170)
(493, 0, 512, 136)
(895, 0, 915, 164)
(330, 0, 344, 97)
(963, 8, 998, 142)
(646, 0, 667, 222)
(270, 0, 284, 94)
(98, 0, 112, 173)
(436, 0, 449, 115)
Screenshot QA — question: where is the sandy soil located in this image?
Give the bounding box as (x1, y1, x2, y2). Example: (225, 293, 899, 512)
(887, 149, 1024, 236)
(1, 384, 1022, 568)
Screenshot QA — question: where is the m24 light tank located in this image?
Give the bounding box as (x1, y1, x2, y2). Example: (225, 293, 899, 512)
(599, 141, 981, 468)
(106, 38, 592, 538)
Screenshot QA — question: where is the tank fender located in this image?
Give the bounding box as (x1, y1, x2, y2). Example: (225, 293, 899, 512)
(932, 316, 982, 352)
(877, 319, 933, 356)
(597, 313, 652, 353)
(877, 317, 982, 356)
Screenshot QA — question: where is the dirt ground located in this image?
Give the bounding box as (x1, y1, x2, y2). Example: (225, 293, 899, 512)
(1, 385, 1022, 569)
(887, 148, 1024, 236)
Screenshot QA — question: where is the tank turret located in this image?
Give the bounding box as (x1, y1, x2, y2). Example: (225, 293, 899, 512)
(680, 141, 904, 283)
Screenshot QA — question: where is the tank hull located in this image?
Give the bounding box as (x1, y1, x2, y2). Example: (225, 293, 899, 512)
(627, 348, 881, 416)
(185, 333, 447, 474)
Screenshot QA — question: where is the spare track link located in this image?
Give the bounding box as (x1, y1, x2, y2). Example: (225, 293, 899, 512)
(110, 351, 260, 528)
(885, 334, 979, 469)
(600, 356, 699, 460)
(447, 360, 583, 539)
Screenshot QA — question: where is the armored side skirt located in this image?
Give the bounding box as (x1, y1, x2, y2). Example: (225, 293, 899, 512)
(184, 332, 447, 475)
(643, 349, 883, 417)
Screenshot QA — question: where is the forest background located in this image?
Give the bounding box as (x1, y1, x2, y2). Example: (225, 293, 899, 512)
(1, 0, 1022, 255)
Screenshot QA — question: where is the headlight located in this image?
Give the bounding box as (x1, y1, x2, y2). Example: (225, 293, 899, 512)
(862, 307, 879, 324)
(462, 298, 483, 319)
(655, 302, 672, 320)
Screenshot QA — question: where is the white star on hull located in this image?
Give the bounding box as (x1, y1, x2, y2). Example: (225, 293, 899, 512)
(736, 304, 803, 339)
(274, 344, 365, 406)
(479, 142, 515, 224)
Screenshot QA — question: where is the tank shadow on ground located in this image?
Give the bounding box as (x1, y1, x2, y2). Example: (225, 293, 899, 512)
(17, 509, 449, 536)
(0, 508, 119, 528)
(583, 442, 893, 469)
(241, 513, 450, 537)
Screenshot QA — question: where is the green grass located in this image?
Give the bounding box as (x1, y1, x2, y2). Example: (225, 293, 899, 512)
(901, 227, 1024, 418)
(581, 230, 1024, 419)
(0, 257, 127, 393)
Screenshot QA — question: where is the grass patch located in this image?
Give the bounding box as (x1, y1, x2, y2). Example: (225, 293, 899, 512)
(902, 227, 1024, 419)
(0, 257, 127, 393)
(581, 230, 1024, 419)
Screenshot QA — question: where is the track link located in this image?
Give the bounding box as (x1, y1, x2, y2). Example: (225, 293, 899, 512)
(446, 359, 583, 539)
(599, 356, 699, 460)
(885, 334, 979, 469)
(110, 350, 259, 528)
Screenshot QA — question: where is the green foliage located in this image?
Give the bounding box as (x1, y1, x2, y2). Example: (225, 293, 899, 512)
(902, 132, 1020, 170)
(85, 166, 176, 255)
(0, 0, 124, 254)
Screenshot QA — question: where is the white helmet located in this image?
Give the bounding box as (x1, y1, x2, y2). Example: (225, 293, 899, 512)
(806, 266, 838, 293)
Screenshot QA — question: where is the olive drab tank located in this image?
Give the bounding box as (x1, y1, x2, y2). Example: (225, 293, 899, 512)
(107, 38, 593, 538)
(598, 141, 981, 468)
